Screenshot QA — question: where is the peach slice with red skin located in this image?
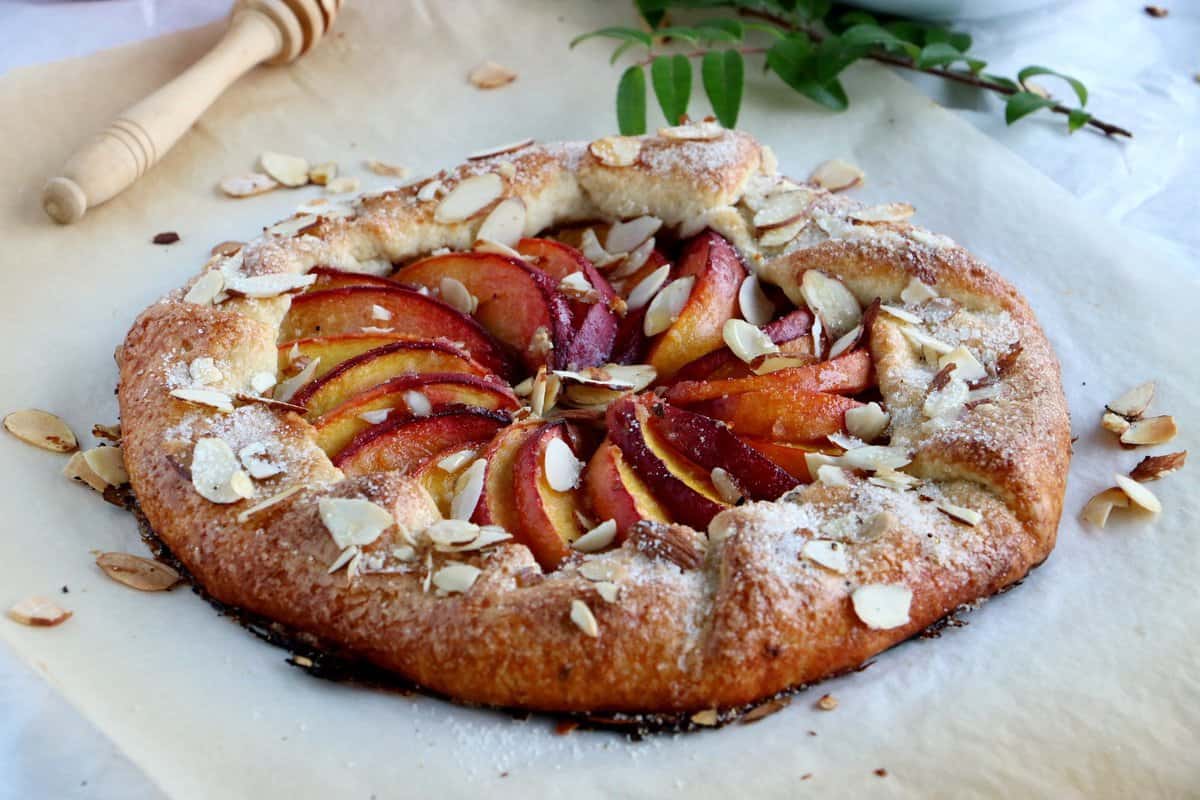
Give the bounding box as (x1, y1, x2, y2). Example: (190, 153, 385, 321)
(414, 442, 497, 517)
(290, 340, 489, 417)
(335, 407, 510, 476)
(691, 390, 862, 444)
(278, 334, 426, 381)
(646, 402, 798, 501)
(738, 437, 836, 482)
(512, 421, 587, 569)
(472, 420, 543, 533)
(393, 251, 573, 371)
(313, 372, 519, 456)
(584, 438, 670, 541)
(606, 395, 727, 530)
(670, 308, 816, 383)
(306, 267, 412, 292)
(281, 286, 512, 378)
(666, 349, 873, 406)
(646, 230, 747, 380)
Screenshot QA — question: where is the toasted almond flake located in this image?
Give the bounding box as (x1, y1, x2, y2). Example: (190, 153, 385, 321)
(327, 545, 358, 574)
(613, 236, 656, 278)
(95, 552, 180, 592)
(416, 179, 444, 202)
(880, 304, 922, 325)
(737, 275, 775, 326)
(63, 451, 107, 492)
(224, 272, 317, 298)
(923, 374, 969, 420)
(900, 277, 938, 304)
(439, 276, 478, 315)
(1114, 473, 1162, 513)
(816, 464, 849, 487)
(527, 325, 554, 359)
(392, 545, 417, 561)
(643, 275, 694, 336)
(210, 242, 243, 261)
(544, 437, 583, 492)
(851, 583, 912, 629)
(802, 538, 848, 573)
(450, 458, 487, 520)
(426, 519, 481, 547)
(811, 313, 825, 359)
(625, 263, 671, 312)
(496, 161, 518, 180)
(606, 216, 662, 255)
(219, 172, 279, 198)
(753, 190, 813, 230)
(569, 599, 600, 637)
(1081, 487, 1130, 527)
(1107, 381, 1155, 418)
(801, 270, 861, 339)
(849, 202, 915, 224)
(318, 497, 394, 548)
(326, 176, 359, 194)
(936, 501, 982, 526)
(868, 471, 921, 492)
(437, 448, 478, 473)
(308, 161, 337, 185)
(364, 159, 409, 178)
(82, 446, 128, 486)
(260, 151, 310, 187)
(899, 325, 954, 358)
(184, 270, 225, 305)
(593, 364, 657, 391)
(170, 387, 234, 412)
(862, 510, 899, 541)
(92, 423, 121, 442)
(468, 61, 517, 89)
(274, 357, 321, 403)
(589, 136, 641, 167)
(265, 213, 319, 238)
(191, 438, 250, 503)
(758, 216, 809, 249)
(939, 346, 988, 383)
(805, 451, 840, 475)
(827, 325, 861, 360)
(558, 271, 598, 302)
(579, 228, 622, 268)
(691, 709, 719, 726)
(364, 304, 392, 324)
(1100, 411, 1131, 435)
(474, 238, 525, 260)
(475, 197, 526, 247)
(1120, 415, 1177, 446)
(433, 563, 482, 594)
(237, 442, 282, 480)
(188, 357, 223, 386)
(809, 159, 864, 192)
(840, 445, 909, 472)
(723, 319, 780, 364)
(404, 390, 433, 418)
(659, 120, 723, 140)
(594, 581, 620, 603)
(3, 409, 77, 453)
(710, 467, 743, 504)
(444, 527, 512, 553)
(435, 173, 504, 223)
(540, 373, 562, 415)
(513, 376, 534, 397)
(236, 485, 304, 523)
(7, 597, 71, 627)
(1130, 451, 1187, 482)
(578, 559, 622, 582)
(748, 354, 809, 375)
(572, 519, 618, 553)
(816, 693, 838, 711)
(845, 402, 889, 442)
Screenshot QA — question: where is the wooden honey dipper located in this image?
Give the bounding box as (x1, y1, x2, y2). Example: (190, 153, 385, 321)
(42, 0, 343, 224)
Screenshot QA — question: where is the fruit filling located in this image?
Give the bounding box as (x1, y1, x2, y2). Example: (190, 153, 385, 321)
(276, 225, 880, 570)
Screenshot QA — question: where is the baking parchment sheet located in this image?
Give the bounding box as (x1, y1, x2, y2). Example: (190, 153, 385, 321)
(0, 2, 1196, 797)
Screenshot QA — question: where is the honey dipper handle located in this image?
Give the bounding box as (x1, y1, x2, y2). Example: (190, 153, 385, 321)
(42, 8, 284, 224)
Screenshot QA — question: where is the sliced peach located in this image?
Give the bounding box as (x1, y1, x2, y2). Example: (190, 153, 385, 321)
(613, 247, 671, 299)
(666, 349, 874, 406)
(473, 420, 543, 532)
(607, 395, 727, 530)
(281, 286, 512, 378)
(692, 390, 862, 443)
(584, 438, 669, 540)
(646, 231, 747, 380)
(393, 251, 573, 370)
(291, 341, 488, 417)
(277, 334, 422, 381)
(313, 372, 519, 456)
(512, 422, 586, 569)
(307, 267, 410, 292)
(670, 308, 816, 383)
(334, 407, 510, 476)
(738, 437, 836, 482)
(414, 442, 495, 517)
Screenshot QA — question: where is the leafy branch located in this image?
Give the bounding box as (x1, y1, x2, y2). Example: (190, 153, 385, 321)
(571, 1, 1131, 140)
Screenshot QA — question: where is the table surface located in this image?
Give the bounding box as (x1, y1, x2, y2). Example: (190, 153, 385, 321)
(1, 1, 1196, 797)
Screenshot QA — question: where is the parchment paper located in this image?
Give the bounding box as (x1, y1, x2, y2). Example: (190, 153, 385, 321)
(1, 2, 1196, 797)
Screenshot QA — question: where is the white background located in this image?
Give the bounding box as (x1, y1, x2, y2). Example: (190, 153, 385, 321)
(0, 1, 1196, 796)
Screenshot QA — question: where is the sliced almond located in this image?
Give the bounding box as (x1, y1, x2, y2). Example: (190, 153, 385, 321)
(594, 581, 620, 603)
(849, 202, 915, 224)
(1107, 381, 1155, 418)
(265, 213, 319, 238)
(899, 325, 954, 358)
(936, 501, 982, 526)
(1081, 486, 1131, 527)
(435, 173, 504, 223)
(659, 120, 723, 140)
(840, 445, 910, 472)
(938, 346, 988, 384)
(170, 387, 234, 413)
(753, 190, 813, 230)
(474, 238, 525, 260)
(442, 525, 512, 553)
(691, 709, 720, 726)
(527, 325, 554, 361)
(404, 390, 433, 417)
(569, 598, 600, 637)
(183, 270, 225, 305)
(625, 263, 671, 312)
(572, 519, 618, 553)
(801, 270, 861, 339)
(426, 519, 481, 547)
(238, 442, 282, 480)
(476, 197, 526, 247)
(544, 437, 583, 492)
(826, 325, 861, 360)
(643, 275, 694, 336)
(223, 272, 317, 298)
(96, 552, 181, 592)
(879, 304, 923, 325)
(318, 497, 394, 548)
(710, 467, 743, 504)
(274, 356, 321, 403)
(809, 159, 864, 192)
(1114, 473, 1162, 513)
(1100, 411, 1131, 435)
(439, 276, 478, 316)
(613, 236, 656, 278)
(605, 216, 662, 255)
(816, 464, 849, 487)
(802, 538, 848, 573)
(308, 162, 337, 185)
(7, 597, 71, 627)
(1119, 415, 1177, 446)
(437, 448, 478, 473)
(558, 271, 598, 303)
(723, 318, 779, 364)
(845, 402, 889, 442)
(758, 216, 809, 249)
(579, 559, 623, 582)
(468, 61, 517, 89)
(3, 409, 77, 453)
(416, 179, 444, 202)
(923, 373, 969, 420)
(579, 228, 622, 268)
(83, 446, 128, 486)
(900, 277, 938, 304)
(738, 275, 775, 326)
(63, 451, 107, 492)
(236, 485, 304, 523)
(468, 139, 534, 161)
(851, 583, 911, 629)
(365, 159, 409, 178)
(750, 354, 812, 375)
(589, 136, 641, 168)
(433, 563, 482, 593)
(260, 151, 310, 187)
(191, 438, 253, 504)
(188, 357, 223, 386)
(326, 176, 360, 194)
(451, 458, 487, 520)
(1130, 451, 1187, 482)
(92, 423, 122, 442)
(219, 173, 279, 198)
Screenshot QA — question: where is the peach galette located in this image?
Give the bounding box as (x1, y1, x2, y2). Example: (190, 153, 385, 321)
(117, 127, 1069, 720)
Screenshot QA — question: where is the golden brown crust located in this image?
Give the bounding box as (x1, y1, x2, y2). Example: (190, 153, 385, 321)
(117, 128, 1070, 713)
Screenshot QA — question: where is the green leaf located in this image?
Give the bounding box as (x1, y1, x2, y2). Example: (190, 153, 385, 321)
(983, 73, 1022, 92)
(654, 26, 702, 46)
(635, 0, 667, 29)
(570, 26, 652, 50)
(838, 10, 879, 28)
(1004, 91, 1057, 125)
(651, 54, 693, 126)
(925, 27, 972, 52)
(617, 65, 647, 135)
(1067, 108, 1091, 133)
(915, 42, 986, 72)
(813, 35, 864, 85)
(609, 39, 640, 65)
(766, 36, 850, 111)
(1017, 65, 1088, 106)
(797, 0, 833, 21)
(885, 21, 928, 45)
(702, 49, 744, 128)
(695, 18, 744, 42)
(839, 24, 920, 59)
(743, 20, 789, 39)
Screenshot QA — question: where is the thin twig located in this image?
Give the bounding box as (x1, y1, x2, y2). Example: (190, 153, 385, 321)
(736, 7, 1131, 138)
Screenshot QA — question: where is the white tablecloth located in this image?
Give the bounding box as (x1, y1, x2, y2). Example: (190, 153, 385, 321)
(1, 1, 1195, 796)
